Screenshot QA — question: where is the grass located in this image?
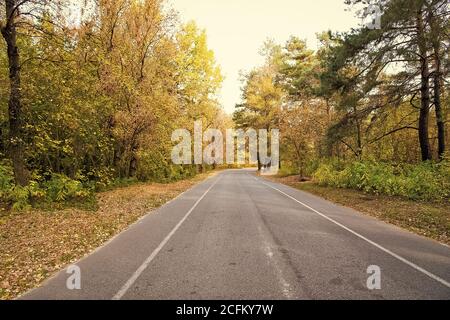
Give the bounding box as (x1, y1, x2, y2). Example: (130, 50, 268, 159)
(268, 175, 450, 246)
(0, 172, 215, 300)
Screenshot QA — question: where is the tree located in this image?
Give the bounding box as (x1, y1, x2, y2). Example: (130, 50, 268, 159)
(175, 21, 223, 121)
(0, 0, 225, 188)
(234, 61, 284, 170)
(426, 0, 449, 159)
(275, 37, 330, 173)
(1, 0, 33, 185)
(329, 0, 449, 161)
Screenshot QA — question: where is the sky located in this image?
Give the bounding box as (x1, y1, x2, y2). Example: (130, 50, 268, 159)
(169, 0, 360, 114)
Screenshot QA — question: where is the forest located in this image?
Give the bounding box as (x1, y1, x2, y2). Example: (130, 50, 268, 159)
(0, 0, 449, 210)
(0, 0, 230, 209)
(234, 0, 449, 201)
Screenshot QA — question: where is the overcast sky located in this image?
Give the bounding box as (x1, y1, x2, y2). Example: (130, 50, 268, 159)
(169, 0, 360, 114)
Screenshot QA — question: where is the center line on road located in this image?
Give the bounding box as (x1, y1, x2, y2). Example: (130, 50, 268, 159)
(251, 175, 450, 290)
(112, 175, 222, 300)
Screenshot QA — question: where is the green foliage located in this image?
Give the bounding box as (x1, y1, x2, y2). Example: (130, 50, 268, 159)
(0, 164, 14, 196)
(136, 150, 198, 183)
(0, 164, 94, 210)
(0, 3, 226, 210)
(314, 160, 450, 201)
(8, 186, 31, 211)
(42, 174, 92, 203)
(277, 166, 298, 177)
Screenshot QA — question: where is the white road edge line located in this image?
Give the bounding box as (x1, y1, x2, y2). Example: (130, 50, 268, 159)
(112, 175, 222, 300)
(253, 175, 450, 290)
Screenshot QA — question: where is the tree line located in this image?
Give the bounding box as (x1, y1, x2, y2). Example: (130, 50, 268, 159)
(0, 0, 227, 195)
(234, 0, 449, 173)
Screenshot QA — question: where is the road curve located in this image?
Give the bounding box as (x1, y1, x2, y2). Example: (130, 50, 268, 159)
(21, 170, 450, 300)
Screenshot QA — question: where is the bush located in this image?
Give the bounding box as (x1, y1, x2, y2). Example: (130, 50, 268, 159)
(43, 174, 93, 202)
(0, 164, 94, 210)
(314, 160, 450, 201)
(0, 150, 208, 210)
(0, 164, 14, 199)
(277, 166, 298, 177)
(137, 150, 199, 183)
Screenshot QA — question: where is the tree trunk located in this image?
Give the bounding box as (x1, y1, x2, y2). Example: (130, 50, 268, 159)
(417, 11, 432, 161)
(129, 155, 137, 177)
(433, 43, 445, 160)
(354, 105, 363, 159)
(1, 0, 29, 186)
(257, 152, 261, 171)
(429, 9, 446, 160)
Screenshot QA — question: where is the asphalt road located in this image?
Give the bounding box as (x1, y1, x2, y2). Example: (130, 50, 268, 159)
(22, 170, 450, 300)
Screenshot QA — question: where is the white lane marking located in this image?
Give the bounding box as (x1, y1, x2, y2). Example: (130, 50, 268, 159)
(112, 175, 222, 300)
(252, 175, 450, 290)
(258, 225, 294, 299)
(240, 173, 295, 298)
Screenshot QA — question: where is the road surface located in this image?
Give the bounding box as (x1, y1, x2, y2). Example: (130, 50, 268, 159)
(22, 170, 450, 300)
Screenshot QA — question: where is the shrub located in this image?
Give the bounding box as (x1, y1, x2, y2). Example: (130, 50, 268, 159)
(0, 164, 14, 199)
(137, 150, 200, 183)
(43, 174, 93, 202)
(0, 164, 94, 210)
(314, 160, 450, 201)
